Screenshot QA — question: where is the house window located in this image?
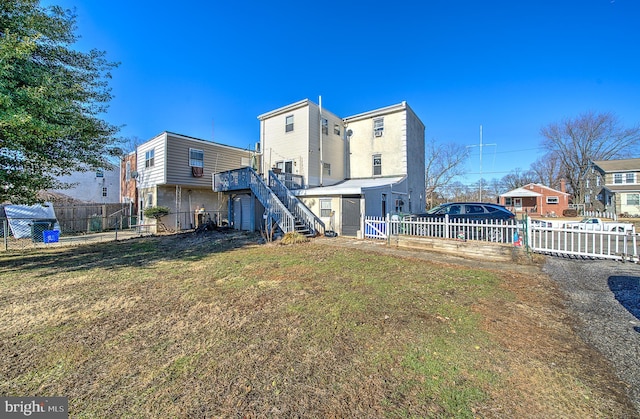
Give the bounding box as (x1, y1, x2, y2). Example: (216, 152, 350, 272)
(102, 187, 108, 197)
(626, 173, 635, 184)
(323, 162, 331, 176)
(125, 161, 131, 181)
(320, 199, 332, 217)
(276, 160, 293, 174)
(321, 118, 328, 135)
(145, 149, 155, 168)
(373, 118, 384, 137)
(285, 115, 294, 132)
(334, 123, 341, 136)
(627, 194, 640, 205)
(189, 148, 204, 168)
(96, 170, 104, 178)
(614, 173, 623, 184)
(504, 197, 512, 206)
(546, 196, 559, 204)
(373, 154, 382, 176)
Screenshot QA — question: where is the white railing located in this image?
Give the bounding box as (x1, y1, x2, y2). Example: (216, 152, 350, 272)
(364, 215, 519, 244)
(526, 220, 638, 262)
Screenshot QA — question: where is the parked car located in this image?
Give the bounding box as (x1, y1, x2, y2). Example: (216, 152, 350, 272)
(562, 217, 634, 233)
(407, 203, 516, 221)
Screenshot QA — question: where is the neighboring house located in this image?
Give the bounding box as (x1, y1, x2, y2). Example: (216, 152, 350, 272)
(50, 164, 120, 203)
(591, 158, 640, 216)
(136, 131, 254, 230)
(120, 150, 138, 222)
(214, 99, 425, 237)
(499, 182, 570, 217)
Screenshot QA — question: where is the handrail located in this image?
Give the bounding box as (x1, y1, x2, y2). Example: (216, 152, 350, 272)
(269, 171, 325, 236)
(212, 167, 296, 234)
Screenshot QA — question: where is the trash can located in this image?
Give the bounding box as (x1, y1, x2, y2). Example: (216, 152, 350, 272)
(31, 219, 56, 242)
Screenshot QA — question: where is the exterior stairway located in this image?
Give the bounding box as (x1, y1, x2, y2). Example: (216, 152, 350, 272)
(213, 167, 325, 237)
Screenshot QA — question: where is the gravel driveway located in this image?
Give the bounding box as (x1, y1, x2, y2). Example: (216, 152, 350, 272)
(543, 257, 640, 414)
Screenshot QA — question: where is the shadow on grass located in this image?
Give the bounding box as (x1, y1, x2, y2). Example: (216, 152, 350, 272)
(608, 275, 640, 333)
(0, 230, 261, 276)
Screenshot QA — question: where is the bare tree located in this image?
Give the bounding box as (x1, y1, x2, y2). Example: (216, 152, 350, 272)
(500, 168, 538, 191)
(530, 152, 563, 190)
(540, 111, 640, 204)
(425, 139, 470, 209)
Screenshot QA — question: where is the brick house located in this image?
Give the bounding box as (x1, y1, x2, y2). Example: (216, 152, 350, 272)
(499, 182, 570, 217)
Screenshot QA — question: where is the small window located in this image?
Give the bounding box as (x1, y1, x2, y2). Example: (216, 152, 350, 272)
(334, 123, 341, 136)
(504, 197, 512, 206)
(285, 115, 294, 132)
(373, 154, 382, 176)
(145, 149, 155, 168)
(96, 170, 104, 178)
(547, 196, 559, 204)
(320, 199, 332, 217)
(189, 148, 204, 168)
(373, 118, 384, 137)
(125, 161, 131, 180)
(323, 162, 331, 176)
(626, 173, 635, 183)
(321, 118, 328, 135)
(614, 173, 623, 184)
(627, 194, 640, 205)
(102, 187, 108, 197)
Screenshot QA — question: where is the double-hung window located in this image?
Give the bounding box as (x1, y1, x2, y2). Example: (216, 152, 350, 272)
(285, 115, 294, 132)
(373, 118, 384, 137)
(320, 199, 332, 217)
(145, 149, 155, 168)
(321, 118, 328, 135)
(334, 124, 341, 136)
(189, 148, 204, 168)
(626, 173, 635, 183)
(373, 154, 382, 176)
(614, 173, 623, 184)
(627, 194, 640, 205)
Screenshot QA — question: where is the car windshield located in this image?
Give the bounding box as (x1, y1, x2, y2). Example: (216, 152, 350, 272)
(426, 205, 445, 214)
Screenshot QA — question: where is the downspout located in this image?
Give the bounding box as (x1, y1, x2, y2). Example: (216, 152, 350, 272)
(319, 95, 323, 186)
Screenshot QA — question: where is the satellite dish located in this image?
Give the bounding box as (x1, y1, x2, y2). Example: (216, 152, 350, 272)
(131, 171, 139, 179)
(346, 129, 353, 137)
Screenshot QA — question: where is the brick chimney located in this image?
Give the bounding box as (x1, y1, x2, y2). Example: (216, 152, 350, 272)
(560, 178, 566, 193)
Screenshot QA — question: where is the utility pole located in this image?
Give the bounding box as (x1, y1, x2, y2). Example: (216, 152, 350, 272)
(466, 125, 496, 201)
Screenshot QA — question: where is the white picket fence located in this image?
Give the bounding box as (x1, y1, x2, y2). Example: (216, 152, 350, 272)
(364, 215, 519, 244)
(364, 215, 639, 262)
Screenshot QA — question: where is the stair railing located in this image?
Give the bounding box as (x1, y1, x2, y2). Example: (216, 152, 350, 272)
(269, 171, 325, 236)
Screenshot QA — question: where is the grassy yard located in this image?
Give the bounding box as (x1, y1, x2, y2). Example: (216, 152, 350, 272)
(0, 231, 635, 418)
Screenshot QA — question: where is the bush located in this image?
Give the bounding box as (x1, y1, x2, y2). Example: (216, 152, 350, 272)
(562, 209, 578, 217)
(280, 231, 309, 245)
(144, 206, 170, 220)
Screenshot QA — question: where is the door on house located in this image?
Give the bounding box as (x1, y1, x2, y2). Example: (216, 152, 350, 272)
(233, 195, 252, 231)
(514, 198, 523, 211)
(341, 196, 361, 237)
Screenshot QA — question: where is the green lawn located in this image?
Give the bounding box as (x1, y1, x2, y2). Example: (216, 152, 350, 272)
(0, 232, 634, 417)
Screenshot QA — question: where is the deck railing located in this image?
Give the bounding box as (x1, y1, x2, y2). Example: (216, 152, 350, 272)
(213, 167, 296, 234)
(269, 171, 325, 236)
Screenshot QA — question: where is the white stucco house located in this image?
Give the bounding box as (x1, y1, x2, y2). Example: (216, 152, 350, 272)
(252, 99, 425, 237)
(50, 164, 120, 203)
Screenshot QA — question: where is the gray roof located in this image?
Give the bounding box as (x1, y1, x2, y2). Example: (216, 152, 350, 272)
(292, 176, 405, 196)
(592, 158, 640, 172)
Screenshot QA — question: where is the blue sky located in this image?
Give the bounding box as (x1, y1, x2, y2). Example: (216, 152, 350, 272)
(42, 0, 640, 185)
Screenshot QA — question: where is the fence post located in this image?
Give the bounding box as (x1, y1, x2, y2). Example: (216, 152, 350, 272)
(386, 213, 390, 246)
(524, 214, 531, 252)
(444, 214, 450, 239)
(3, 219, 7, 251)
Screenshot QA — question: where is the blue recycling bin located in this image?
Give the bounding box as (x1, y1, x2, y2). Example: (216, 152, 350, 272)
(43, 230, 60, 244)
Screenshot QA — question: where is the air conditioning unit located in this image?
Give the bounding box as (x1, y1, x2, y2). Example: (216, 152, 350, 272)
(374, 130, 383, 137)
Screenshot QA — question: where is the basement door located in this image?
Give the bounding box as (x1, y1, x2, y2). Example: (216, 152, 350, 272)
(341, 196, 361, 237)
